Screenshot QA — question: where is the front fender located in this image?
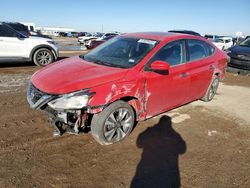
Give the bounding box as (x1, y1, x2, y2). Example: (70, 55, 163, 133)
(87, 79, 146, 117)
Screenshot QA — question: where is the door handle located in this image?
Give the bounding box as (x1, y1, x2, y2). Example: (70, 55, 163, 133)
(181, 72, 189, 78)
(0, 39, 3, 42)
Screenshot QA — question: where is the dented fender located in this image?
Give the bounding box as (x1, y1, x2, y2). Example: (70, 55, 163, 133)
(87, 79, 147, 120)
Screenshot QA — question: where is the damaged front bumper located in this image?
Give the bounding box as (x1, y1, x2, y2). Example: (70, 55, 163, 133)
(27, 82, 92, 136)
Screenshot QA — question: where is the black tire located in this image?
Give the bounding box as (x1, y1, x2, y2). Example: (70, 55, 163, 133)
(201, 76, 219, 102)
(91, 100, 135, 145)
(33, 48, 54, 66)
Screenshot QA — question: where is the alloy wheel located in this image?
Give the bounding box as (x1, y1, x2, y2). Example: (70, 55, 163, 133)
(104, 108, 133, 142)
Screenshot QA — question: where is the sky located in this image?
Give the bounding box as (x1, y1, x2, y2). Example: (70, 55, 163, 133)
(1, 0, 250, 36)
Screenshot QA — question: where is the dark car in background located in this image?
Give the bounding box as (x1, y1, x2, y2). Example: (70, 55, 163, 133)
(227, 38, 250, 71)
(168, 30, 201, 36)
(88, 34, 118, 49)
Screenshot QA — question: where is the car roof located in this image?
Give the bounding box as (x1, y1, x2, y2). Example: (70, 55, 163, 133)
(122, 32, 201, 41)
(168, 30, 201, 36)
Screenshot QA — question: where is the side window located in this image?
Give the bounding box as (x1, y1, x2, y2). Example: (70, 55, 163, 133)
(150, 40, 185, 66)
(30, 26, 34, 31)
(0, 25, 17, 37)
(206, 43, 215, 56)
(187, 40, 210, 61)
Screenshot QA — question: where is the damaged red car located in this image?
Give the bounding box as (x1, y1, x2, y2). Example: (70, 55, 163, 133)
(27, 32, 228, 145)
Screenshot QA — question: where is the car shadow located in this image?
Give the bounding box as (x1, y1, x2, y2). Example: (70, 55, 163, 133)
(0, 56, 68, 68)
(131, 115, 186, 188)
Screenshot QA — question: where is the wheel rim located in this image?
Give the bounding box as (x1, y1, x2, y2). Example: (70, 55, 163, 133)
(104, 108, 133, 142)
(208, 78, 219, 100)
(36, 51, 52, 65)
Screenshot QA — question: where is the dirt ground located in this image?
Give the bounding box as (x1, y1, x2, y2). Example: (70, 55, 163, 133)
(0, 54, 250, 187)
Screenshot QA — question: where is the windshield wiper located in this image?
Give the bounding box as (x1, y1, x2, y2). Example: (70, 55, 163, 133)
(94, 60, 115, 66)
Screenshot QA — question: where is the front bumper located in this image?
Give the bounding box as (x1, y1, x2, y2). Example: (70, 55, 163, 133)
(228, 57, 250, 71)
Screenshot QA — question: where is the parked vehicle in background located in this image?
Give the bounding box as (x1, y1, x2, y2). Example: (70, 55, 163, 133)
(168, 30, 201, 36)
(88, 34, 118, 49)
(71, 32, 78, 37)
(0, 22, 58, 66)
(78, 33, 103, 47)
(21, 22, 36, 33)
(67, 32, 73, 37)
(78, 32, 90, 37)
(27, 32, 228, 145)
(227, 37, 250, 71)
(212, 37, 233, 50)
(79, 32, 120, 48)
(59, 32, 68, 37)
(204, 34, 219, 41)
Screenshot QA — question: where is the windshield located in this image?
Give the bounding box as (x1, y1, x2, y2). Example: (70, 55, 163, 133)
(240, 38, 250, 47)
(83, 37, 158, 68)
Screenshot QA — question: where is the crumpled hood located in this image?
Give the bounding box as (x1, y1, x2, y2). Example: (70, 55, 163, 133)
(31, 56, 128, 94)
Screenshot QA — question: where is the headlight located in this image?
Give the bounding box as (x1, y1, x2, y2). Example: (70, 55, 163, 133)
(48, 90, 91, 110)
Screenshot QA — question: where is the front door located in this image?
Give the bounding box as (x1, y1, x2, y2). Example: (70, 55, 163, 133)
(144, 40, 189, 117)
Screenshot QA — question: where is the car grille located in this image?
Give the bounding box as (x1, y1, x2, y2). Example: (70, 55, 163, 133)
(27, 82, 54, 109)
(236, 54, 250, 61)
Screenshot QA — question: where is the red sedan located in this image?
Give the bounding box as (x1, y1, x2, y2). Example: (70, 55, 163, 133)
(27, 32, 228, 145)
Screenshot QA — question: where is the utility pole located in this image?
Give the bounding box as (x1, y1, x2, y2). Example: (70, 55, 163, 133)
(102, 24, 103, 33)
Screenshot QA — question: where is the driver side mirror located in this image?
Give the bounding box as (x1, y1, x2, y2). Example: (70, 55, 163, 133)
(145, 60, 170, 75)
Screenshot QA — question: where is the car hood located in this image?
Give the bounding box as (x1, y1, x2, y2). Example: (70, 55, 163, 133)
(31, 56, 129, 94)
(230, 45, 250, 55)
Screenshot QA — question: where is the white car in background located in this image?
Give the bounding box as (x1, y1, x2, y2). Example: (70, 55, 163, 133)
(78, 32, 120, 48)
(212, 37, 233, 50)
(78, 33, 102, 45)
(0, 22, 58, 66)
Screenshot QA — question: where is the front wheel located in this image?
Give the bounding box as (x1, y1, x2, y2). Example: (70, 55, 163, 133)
(91, 101, 135, 145)
(33, 48, 54, 66)
(201, 76, 219, 102)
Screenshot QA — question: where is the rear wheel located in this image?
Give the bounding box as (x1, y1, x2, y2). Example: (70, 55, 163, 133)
(91, 100, 135, 145)
(201, 76, 219, 102)
(33, 48, 54, 66)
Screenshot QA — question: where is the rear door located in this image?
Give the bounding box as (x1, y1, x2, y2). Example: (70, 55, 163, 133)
(185, 39, 215, 101)
(0, 24, 27, 58)
(144, 40, 190, 117)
